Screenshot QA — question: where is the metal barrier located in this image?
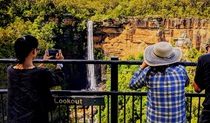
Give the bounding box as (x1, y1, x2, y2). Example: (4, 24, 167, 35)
(0, 58, 203, 123)
(0, 90, 205, 123)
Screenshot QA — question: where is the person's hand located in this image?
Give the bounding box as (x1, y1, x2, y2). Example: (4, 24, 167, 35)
(38, 49, 52, 68)
(55, 50, 64, 69)
(140, 61, 148, 69)
(43, 49, 53, 60)
(55, 50, 64, 60)
(192, 82, 202, 93)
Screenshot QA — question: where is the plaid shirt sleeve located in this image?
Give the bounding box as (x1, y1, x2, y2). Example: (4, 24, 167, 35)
(180, 65, 190, 87)
(129, 67, 149, 89)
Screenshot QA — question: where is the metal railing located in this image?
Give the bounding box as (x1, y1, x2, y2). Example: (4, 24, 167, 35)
(0, 58, 205, 123)
(0, 90, 205, 123)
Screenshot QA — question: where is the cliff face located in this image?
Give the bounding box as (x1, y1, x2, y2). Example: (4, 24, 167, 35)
(93, 17, 210, 59)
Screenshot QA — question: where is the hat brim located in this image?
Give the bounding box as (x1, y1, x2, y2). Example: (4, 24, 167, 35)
(144, 45, 182, 66)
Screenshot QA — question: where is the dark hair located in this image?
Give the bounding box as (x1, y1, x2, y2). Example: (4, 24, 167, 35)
(14, 35, 38, 63)
(206, 44, 209, 52)
(145, 63, 179, 82)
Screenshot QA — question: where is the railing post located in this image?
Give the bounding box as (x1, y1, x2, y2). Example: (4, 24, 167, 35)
(111, 56, 118, 123)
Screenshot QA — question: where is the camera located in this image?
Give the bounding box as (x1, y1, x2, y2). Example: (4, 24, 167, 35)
(48, 49, 59, 59)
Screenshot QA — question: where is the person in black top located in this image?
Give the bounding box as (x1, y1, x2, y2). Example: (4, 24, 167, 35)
(193, 53, 210, 123)
(6, 35, 65, 123)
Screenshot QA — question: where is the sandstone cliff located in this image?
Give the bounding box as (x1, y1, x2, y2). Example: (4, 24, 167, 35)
(93, 17, 210, 59)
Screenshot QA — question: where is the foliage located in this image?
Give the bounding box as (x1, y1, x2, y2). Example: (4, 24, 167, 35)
(1, 0, 210, 28)
(0, 0, 209, 122)
(0, 16, 57, 88)
(102, 54, 147, 122)
(80, 0, 210, 18)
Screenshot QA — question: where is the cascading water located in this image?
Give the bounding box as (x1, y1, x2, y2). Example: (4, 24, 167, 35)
(87, 20, 96, 90)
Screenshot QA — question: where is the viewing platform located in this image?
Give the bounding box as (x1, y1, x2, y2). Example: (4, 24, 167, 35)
(0, 58, 204, 123)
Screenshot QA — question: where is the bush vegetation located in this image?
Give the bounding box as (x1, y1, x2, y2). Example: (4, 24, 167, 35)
(0, 0, 208, 122)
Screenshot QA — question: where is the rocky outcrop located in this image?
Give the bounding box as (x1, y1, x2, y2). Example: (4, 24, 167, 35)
(93, 17, 210, 59)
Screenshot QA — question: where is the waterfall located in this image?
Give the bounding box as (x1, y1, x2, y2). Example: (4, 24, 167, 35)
(87, 20, 96, 90)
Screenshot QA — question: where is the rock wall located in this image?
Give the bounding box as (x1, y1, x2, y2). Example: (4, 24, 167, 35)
(93, 17, 210, 59)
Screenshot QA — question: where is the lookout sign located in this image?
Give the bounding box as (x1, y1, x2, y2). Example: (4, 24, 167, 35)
(54, 96, 105, 106)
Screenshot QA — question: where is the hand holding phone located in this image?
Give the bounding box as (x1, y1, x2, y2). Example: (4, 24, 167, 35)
(55, 50, 64, 60)
(38, 49, 64, 68)
(48, 49, 59, 59)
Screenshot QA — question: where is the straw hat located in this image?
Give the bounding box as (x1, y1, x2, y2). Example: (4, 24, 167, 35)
(144, 42, 182, 66)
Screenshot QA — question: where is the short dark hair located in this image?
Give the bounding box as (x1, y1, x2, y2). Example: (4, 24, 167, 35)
(14, 35, 38, 63)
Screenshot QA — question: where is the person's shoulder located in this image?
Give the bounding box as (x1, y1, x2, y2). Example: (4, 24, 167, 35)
(171, 65, 188, 74)
(198, 53, 210, 60)
(7, 65, 15, 73)
(7, 65, 13, 70)
(31, 67, 54, 78)
(172, 64, 185, 70)
(35, 67, 51, 73)
(177, 64, 186, 69)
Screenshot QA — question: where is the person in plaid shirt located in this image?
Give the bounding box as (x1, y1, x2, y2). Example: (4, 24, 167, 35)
(129, 42, 190, 123)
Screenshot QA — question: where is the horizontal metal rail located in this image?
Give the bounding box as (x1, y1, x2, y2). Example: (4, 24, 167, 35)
(0, 58, 197, 66)
(0, 89, 205, 96)
(0, 58, 200, 123)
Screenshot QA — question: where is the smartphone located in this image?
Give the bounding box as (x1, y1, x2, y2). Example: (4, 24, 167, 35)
(48, 49, 59, 59)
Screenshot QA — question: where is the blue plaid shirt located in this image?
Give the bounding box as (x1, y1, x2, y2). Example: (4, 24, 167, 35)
(129, 65, 189, 123)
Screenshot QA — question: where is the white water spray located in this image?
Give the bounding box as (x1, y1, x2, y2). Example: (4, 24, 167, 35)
(87, 20, 96, 90)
